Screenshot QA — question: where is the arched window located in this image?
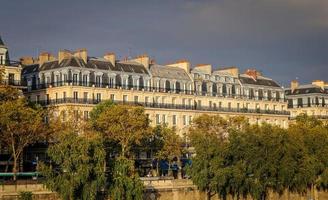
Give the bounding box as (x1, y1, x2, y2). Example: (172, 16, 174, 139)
(139, 77, 144, 90)
(165, 80, 170, 92)
(202, 82, 207, 95)
(176, 81, 181, 93)
(128, 75, 133, 89)
(116, 74, 122, 87)
(213, 83, 217, 95)
(222, 84, 227, 96)
(232, 85, 236, 95)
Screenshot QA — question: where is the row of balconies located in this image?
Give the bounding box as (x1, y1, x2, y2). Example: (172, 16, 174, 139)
(26, 81, 286, 102)
(30, 98, 290, 115)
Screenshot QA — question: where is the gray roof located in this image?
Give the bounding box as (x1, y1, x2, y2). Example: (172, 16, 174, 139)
(149, 64, 191, 81)
(239, 74, 281, 88)
(285, 84, 327, 95)
(22, 57, 149, 75)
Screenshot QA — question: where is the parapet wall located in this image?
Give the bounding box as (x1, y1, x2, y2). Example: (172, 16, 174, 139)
(1, 179, 328, 200)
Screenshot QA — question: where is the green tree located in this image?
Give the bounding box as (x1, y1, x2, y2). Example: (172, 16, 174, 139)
(148, 125, 182, 176)
(40, 121, 106, 200)
(89, 100, 114, 127)
(188, 114, 229, 200)
(96, 104, 151, 158)
(108, 157, 144, 200)
(0, 98, 47, 180)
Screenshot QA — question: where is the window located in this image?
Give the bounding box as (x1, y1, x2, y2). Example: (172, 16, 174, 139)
(209, 101, 212, 108)
(83, 75, 88, 86)
(189, 116, 192, 125)
(237, 103, 240, 110)
(73, 74, 78, 85)
(36, 95, 40, 103)
(96, 93, 101, 102)
(84, 111, 89, 120)
(228, 102, 231, 110)
(8, 73, 15, 85)
(63, 92, 66, 100)
(183, 115, 187, 126)
(134, 96, 139, 103)
(110, 94, 115, 101)
(123, 95, 128, 103)
(96, 75, 101, 87)
(265, 104, 269, 110)
(172, 115, 177, 126)
(219, 102, 222, 109)
(156, 114, 161, 125)
(83, 92, 88, 102)
(55, 93, 58, 102)
(73, 91, 78, 100)
(162, 115, 166, 124)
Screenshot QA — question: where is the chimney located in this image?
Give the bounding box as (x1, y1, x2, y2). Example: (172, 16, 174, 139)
(131, 54, 150, 69)
(312, 80, 325, 89)
(58, 50, 72, 63)
(104, 52, 116, 66)
(38, 52, 52, 66)
(291, 80, 299, 92)
(20, 56, 35, 65)
(166, 59, 191, 73)
(245, 69, 261, 79)
(74, 48, 87, 63)
(194, 64, 212, 74)
(217, 66, 239, 76)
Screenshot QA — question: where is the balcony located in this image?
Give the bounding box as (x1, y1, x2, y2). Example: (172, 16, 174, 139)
(30, 98, 290, 116)
(0, 79, 26, 87)
(27, 81, 286, 102)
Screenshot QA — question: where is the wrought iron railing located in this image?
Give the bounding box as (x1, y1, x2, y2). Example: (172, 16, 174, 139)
(30, 98, 290, 115)
(27, 81, 286, 102)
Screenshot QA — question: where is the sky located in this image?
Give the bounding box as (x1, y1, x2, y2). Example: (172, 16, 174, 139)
(0, 0, 327, 86)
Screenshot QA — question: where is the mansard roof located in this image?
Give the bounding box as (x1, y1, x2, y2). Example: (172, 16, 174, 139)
(285, 85, 327, 95)
(239, 74, 281, 88)
(149, 64, 191, 81)
(22, 57, 149, 75)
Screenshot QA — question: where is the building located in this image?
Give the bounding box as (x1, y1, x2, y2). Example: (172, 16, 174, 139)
(21, 49, 290, 134)
(285, 80, 328, 119)
(0, 36, 23, 87)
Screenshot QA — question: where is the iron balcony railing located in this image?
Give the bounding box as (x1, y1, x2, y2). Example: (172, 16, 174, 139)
(1, 79, 25, 87)
(27, 81, 286, 102)
(287, 103, 327, 109)
(31, 98, 290, 115)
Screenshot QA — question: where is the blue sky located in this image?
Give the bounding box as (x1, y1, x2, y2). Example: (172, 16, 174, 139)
(1, 0, 327, 86)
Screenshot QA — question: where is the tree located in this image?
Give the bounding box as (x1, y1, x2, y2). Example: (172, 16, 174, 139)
(96, 104, 151, 158)
(108, 157, 144, 200)
(40, 122, 106, 200)
(0, 98, 47, 180)
(148, 125, 182, 176)
(188, 114, 229, 200)
(89, 100, 114, 127)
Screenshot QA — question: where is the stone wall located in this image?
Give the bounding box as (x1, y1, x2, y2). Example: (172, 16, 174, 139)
(1, 180, 328, 200)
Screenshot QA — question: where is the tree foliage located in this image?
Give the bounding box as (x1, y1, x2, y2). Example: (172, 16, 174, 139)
(96, 104, 151, 158)
(0, 98, 47, 180)
(188, 114, 328, 200)
(40, 120, 106, 200)
(108, 157, 144, 200)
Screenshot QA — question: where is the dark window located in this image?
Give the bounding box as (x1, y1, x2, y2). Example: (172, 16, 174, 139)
(165, 80, 170, 92)
(176, 81, 181, 93)
(139, 77, 144, 89)
(297, 98, 303, 108)
(116, 75, 122, 87)
(8, 73, 15, 85)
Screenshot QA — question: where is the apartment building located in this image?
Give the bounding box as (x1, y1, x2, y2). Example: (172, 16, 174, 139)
(285, 80, 328, 120)
(0, 36, 22, 87)
(21, 49, 289, 134)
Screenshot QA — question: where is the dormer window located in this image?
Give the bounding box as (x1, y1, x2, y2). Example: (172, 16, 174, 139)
(205, 74, 210, 79)
(194, 73, 199, 79)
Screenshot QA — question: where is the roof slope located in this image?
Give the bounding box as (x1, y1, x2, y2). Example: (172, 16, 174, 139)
(149, 64, 191, 81)
(239, 74, 281, 88)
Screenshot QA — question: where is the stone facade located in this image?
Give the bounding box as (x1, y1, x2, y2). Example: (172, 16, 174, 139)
(20, 49, 289, 135)
(285, 80, 328, 120)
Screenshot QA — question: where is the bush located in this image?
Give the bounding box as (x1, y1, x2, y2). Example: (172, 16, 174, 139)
(18, 191, 33, 200)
